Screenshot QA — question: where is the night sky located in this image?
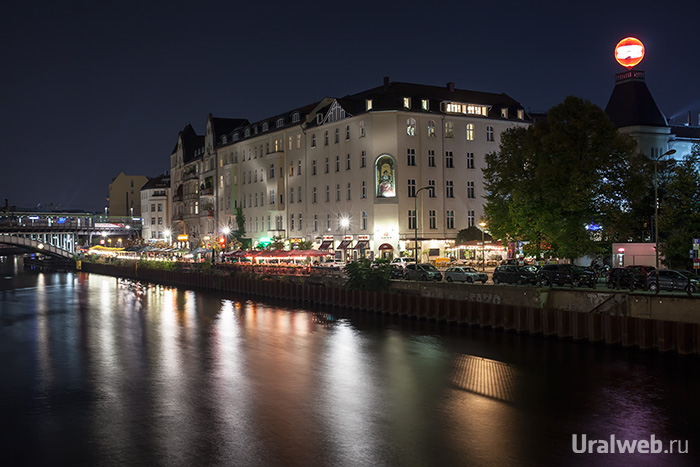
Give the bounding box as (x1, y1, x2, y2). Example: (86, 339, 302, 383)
(2, 1, 699, 212)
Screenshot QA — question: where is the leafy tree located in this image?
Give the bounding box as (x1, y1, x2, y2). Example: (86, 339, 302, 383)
(455, 226, 492, 245)
(344, 258, 391, 291)
(484, 96, 639, 260)
(296, 239, 313, 250)
(269, 235, 285, 250)
(234, 206, 246, 240)
(658, 147, 700, 269)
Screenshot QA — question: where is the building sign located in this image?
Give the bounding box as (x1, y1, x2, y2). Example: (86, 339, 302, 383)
(358, 235, 370, 241)
(177, 234, 189, 241)
(615, 37, 644, 69)
(323, 235, 334, 241)
(95, 223, 125, 229)
(375, 154, 396, 198)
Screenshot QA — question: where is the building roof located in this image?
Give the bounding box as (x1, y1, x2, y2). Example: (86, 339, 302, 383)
(140, 174, 170, 191)
(670, 125, 700, 140)
(180, 124, 205, 164)
(605, 70, 668, 128)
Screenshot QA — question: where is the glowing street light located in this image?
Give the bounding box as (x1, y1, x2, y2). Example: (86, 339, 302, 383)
(479, 221, 487, 271)
(340, 217, 349, 261)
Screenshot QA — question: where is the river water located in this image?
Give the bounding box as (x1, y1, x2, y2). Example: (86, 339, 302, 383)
(1, 255, 699, 466)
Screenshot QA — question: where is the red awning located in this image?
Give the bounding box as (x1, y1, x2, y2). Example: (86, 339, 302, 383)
(353, 240, 369, 250)
(318, 241, 333, 250)
(378, 243, 394, 250)
(337, 240, 352, 250)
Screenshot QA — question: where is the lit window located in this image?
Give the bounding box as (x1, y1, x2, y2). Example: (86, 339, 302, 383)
(366, 99, 373, 111)
(403, 97, 411, 108)
(427, 120, 435, 138)
(517, 109, 524, 120)
(445, 121, 454, 138)
(407, 118, 416, 136)
(466, 123, 474, 141)
(422, 99, 429, 110)
(501, 108, 508, 119)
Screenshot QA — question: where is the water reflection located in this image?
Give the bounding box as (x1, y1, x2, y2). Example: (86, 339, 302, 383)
(1, 268, 700, 466)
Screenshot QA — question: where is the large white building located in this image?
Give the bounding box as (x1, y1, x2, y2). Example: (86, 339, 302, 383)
(140, 174, 171, 241)
(170, 78, 532, 259)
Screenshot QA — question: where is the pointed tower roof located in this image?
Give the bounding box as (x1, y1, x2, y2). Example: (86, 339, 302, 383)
(605, 70, 667, 128)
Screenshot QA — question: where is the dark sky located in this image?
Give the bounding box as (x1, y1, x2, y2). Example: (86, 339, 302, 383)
(2, 1, 698, 212)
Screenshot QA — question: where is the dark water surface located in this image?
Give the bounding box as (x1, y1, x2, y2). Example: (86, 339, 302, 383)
(1, 256, 699, 467)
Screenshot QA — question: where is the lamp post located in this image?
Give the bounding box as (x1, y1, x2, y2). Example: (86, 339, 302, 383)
(654, 149, 676, 291)
(340, 217, 349, 262)
(414, 186, 432, 264)
(479, 221, 487, 271)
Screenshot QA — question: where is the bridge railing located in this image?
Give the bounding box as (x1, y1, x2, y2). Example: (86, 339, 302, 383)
(0, 214, 142, 232)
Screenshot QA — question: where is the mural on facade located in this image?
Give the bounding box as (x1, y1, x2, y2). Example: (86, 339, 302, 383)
(375, 155, 396, 198)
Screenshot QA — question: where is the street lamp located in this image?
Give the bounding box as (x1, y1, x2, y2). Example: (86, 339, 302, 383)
(654, 149, 677, 291)
(414, 186, 432, 264)
(479, 221, 487, 271)
(340, 217, 349, 261)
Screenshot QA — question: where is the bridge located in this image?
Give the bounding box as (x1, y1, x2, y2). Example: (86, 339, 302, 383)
(0, 212, 141, 259)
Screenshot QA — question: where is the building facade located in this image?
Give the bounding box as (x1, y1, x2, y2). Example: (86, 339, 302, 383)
(140, 174, 171, 241)
(107, 172, 149, 217)
(171, 79, 532, 259)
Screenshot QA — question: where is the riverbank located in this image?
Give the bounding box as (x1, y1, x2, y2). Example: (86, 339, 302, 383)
(80, 261, 700, 356)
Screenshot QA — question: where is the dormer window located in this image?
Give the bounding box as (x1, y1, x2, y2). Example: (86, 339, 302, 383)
(422, 99, 429, 110)
(221, 135, 227, 144)
(501, 108, 508, 119)
(517, 109, 524, 120)
(233, 132, 239, 141)
(276, 117, 284, 128)
(316, 113, 323, 125)
(292, 112, 300, 123)
(254, 126, 259, 134)
(403, 97, 411, 109)
(366, 99, 373, 111)
(262, 122, 269, 132)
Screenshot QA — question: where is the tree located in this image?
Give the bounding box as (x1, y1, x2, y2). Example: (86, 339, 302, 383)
(484, 96, 639, 260)
(344, 258, 391, 291)
(234, 207, 246, 239)
(296, 239, 313, 250)
(455, 226, 492, 245)
(658, 147, 700, 269)
(269, 235, 285, 250)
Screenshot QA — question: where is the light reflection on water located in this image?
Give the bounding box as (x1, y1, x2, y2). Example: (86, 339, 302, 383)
(1, 267, 700, 466)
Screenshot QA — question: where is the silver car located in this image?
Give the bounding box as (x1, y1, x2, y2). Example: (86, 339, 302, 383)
(444, 266, 488, 284)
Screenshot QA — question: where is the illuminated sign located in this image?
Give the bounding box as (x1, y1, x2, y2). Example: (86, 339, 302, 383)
(95, 223, 125, 228)
(615, 37, 644, 69)
(358, 235, 370, 240)
(177, 234, 189, 241)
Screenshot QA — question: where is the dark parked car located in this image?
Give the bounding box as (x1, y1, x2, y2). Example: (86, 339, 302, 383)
(646, 269, 699, 293)
(626, 265, 656, 276)
(444, 266, 488, 284)
(404, 263, 443, 281)
(492, 265, 537, 285)
(607, 267, 646, 290)
(537, 264, 597, 287)
(389, 264, 405, 279)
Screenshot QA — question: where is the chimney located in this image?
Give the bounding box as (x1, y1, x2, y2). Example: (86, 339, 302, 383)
(383, 76, 390, 89)
(688, 110, 692, 126)
(447, 82, 455, 92)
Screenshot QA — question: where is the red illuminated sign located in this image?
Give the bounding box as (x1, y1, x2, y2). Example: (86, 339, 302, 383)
(615, 37, 644, 69)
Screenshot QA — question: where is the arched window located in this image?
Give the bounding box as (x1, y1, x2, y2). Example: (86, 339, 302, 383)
(262, 122, 269, 132)
(292, 112, 300, 123)
(466, 123, 474, 141)
(407, 118, 416, 136)
(375, 155, 396, 198)
(276, 117, 284, 128)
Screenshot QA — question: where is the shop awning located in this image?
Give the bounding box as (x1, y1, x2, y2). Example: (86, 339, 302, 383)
(378, 243, 394, 251)
(319, 240, 333, 250)
(353, 240, 369, 250)
(337, 240, 352, 250)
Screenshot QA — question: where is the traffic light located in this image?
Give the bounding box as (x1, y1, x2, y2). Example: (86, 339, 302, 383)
(219, 237, 226, 249)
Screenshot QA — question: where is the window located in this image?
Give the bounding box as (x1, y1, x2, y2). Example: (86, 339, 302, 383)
(366, 100, 372, 111)
(362, 211, 367, 230)
(335, 155, 340, 172)
(467, 181, 475, 199)
(311, 134, 317, 147)
(335, 128, 339, 143)
(428, 150, 435, 167)
(255, 169, 258, 182)
(290, 214, 295, 231)
(336, 184, 340, 201)
(298, 213, 302, 231)
(255, 192, 258, 207)
(345, 125, 350, 140)
(151, 218, 156, 225)
(324, 131, 329, 145)
(428, 180, 436, 197)
(446, 210, 454, 229)
(429, 210, 436, 229)
(290, 187, 294, 203)
(407, 148, 416, 166)
(422, 99, 429, 110)
(327, 213, 331, 231)
(360, 121, 366, 137)
(260, 191, 265, 206)
(297, 134, 301, 149)
(325, 157, 329, 173)
(312, 160, 317, 175)
(269, 164, 275, 179)
(288, 136, 292, 150)
(277, 117, 284, 128)
(466, 123, 474, 141)
(347, 183, 351, 200)
(408, 210, 416, 230)
(325, 185, 330, 202)
(445, 151, 454, 168)
(158, 203, 162, 211)
(267, 215, 271, 231)
(501, 108, 508, 119)
(289, 162, 294, 177)
(408, 179, 416, 197)
(276, 215, 283, 230)
(427, 120, 435, 138)
(445, 121, 454, 138)
(403, 97, 411, 108)
(298, 186, 301, 203)
(298, 160, 301, 176)
(361, 150, 366, 168)
(151, 204, 155, 212)
(313, 214, 318, 232)
(313, 187, 317, 203)
(446, 181, 454, 198)
(346, 154, 351, 170)
(517, 109, 524, 120)
(468, 210, 475, 227)
(467, 152, 474, 169)
(362, 181, 367, 199)
(292, 112, 300, 123)
(487, 125, 494, 142)
(407, 118, 416, 136)
(262, 122, 269, 132)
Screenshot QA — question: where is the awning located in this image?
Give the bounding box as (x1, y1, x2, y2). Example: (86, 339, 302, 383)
(337, 240, 352, 250)
(319, 240, 333, 250)
(353, 240, 369, 250)
(378, 243, 394, 251)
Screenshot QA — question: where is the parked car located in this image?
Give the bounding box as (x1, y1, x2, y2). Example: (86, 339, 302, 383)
(626, 265, 656, 276)
(444, 266, 488, 284)
(646, 269, 699, 293)
(537, 264, 597, 287)
(389, 264, 405, 279)
(404, 263, 442, 281)
(320, 259, 346, 269)
(607, 267, 647, 290)
(390, 257, 416, 269)
(492, 265, 537, 285)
